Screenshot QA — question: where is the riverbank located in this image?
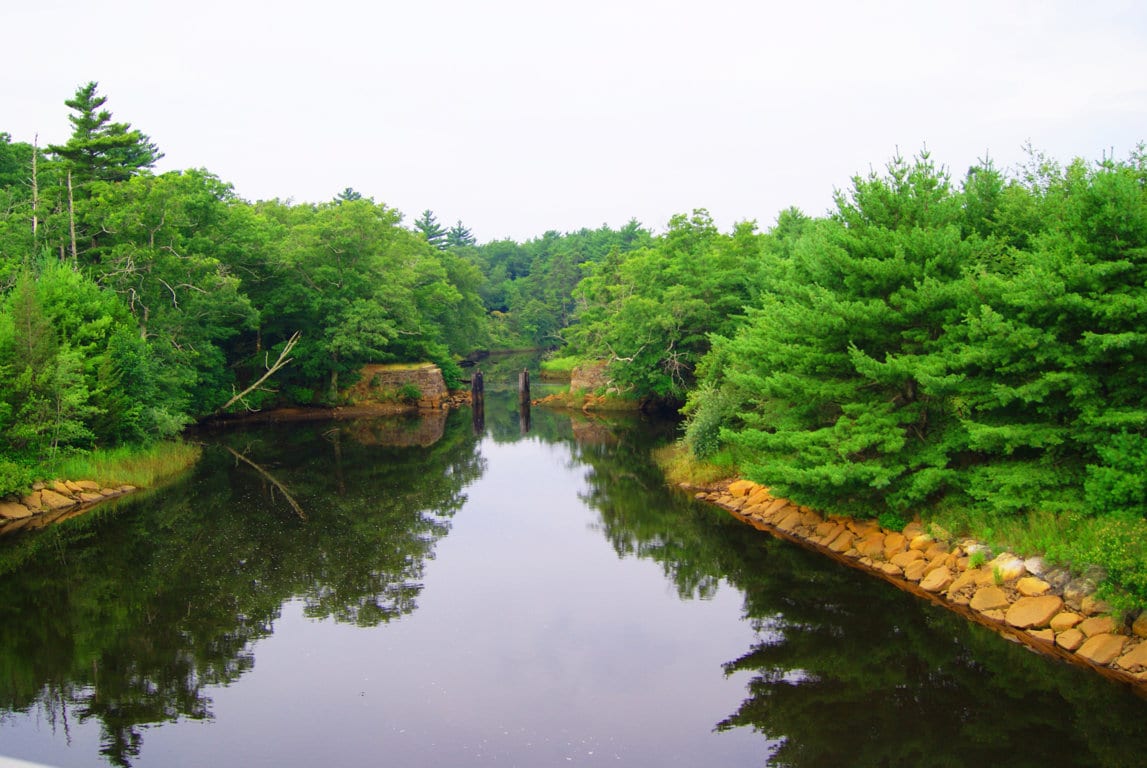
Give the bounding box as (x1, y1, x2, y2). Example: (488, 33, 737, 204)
(0, 441, 201, 534)
(683, 477, 1147, 691)
(0, 480, 141, 533)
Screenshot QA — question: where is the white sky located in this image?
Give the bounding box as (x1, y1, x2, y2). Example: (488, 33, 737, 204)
(5, 0, 1146, 242)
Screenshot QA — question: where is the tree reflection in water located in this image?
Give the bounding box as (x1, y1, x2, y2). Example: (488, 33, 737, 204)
(574, 415, 1147, 768)
(0, 410, 483, 766)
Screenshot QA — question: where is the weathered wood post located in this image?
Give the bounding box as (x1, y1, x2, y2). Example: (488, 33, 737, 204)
(471, 369, 485, 434)
(518, 369, 531, 435)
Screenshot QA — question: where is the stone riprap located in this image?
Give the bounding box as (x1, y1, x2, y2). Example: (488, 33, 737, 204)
(0, 480, 137, 533)
(689, 478, 1147, 690)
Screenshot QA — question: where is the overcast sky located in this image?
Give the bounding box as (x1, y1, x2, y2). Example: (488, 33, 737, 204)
(6, 0, 1146, 242)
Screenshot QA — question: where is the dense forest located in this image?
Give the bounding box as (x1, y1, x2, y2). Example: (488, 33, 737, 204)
(3, 83, 1146, 605)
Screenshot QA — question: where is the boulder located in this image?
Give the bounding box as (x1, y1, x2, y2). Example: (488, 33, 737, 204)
(1133, 614, 1147, 639)
(1115, 642, 1147, 672)
(1056, 629, 1085, 651)
(989, 553, 1027, 582)
(1077, 616, 1116, 638)
(855, 531, 887, 559)
(903, 560, 927, 582)
(1005, 595, 1063, 630)
(909, 534, 933, 551)
(0, 502, 33, 520)
(970, 586, 1011, 613)
(920, 566, 954, 593)
(827, 530, 855, 553)
(1075, 634, 1126, 666)
(878, 562, 903, 577)
(39, 489, 76, 510)
(727, 480, 756, 497)
(75, 480, 101, 491)
(1016, 577, 1051, 597)
(1028, 628, 1055, 643)
(946, 568, 979, 596)
(1050, 612, 1083, 632)
(890, 549, 924, 569)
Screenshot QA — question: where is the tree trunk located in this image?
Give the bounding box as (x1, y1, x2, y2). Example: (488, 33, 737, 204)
(31, 135, 39, 244)
(67, 171, 77, 262)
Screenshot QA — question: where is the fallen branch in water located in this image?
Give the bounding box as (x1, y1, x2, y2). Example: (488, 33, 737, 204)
(224, 446, 307, 521)
(217, 331, 301, 415)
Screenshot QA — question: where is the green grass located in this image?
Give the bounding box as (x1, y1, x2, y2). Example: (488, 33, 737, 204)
(653, 442, 739, 487)
(42, 441, 202, 490)
(539, 355, 580, 379)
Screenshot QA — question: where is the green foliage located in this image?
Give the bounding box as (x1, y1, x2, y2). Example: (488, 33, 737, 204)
(397, 382, 421, 402)
(0, 457, 34, 497)
(46, 81, 162, 186)
(877, 511, 907, 532)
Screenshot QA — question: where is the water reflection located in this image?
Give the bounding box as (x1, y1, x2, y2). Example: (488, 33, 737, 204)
(0, 410, 482, 766)
(1, 393, 1146, 768)
(571, 437, 1147, 767)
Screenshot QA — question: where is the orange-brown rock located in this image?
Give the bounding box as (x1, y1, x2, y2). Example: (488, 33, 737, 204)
(923, 542, 950, 561)
(39, 489, 76, 510)
(50, 480, 71, 495)
(878, 562, 903, 577)
(1028, 628, 1055, 643)
(776, 510, 805, 533)
(745, 488, 771, 507)
(1005, 595, 1063, 629)
(1078, 616, 1116, 638)
(970, 586, 1011, 613)
(1016, 577, 1051, 597)
(827, 530, 856, 553)
(947, 568, 979, 592)
(855, 531, 886, 559)
(890, 549, 924, 569)
(1076, 634, 1126, 666)
(727, 480, 756, 497)
(909, 534, 932, 551)
(1116, 642, 1147, 671)
(981, 609, 1006, 623)
(1133, 614, 1147, 639)
(904, 560, 927, 582)
(1050, 612, 1083, 632)
(920, 565, 954, 593)
(21, 491, 42, 510)
(78, 492, 104, 503)
(901, 521, 925, 539)
(0, 502, 33, 520)
(1056, 628, 1085, 651)
(75, 480, 101, 491)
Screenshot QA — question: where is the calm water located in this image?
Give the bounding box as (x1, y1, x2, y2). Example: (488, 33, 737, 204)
(2, 374, 1146, 767)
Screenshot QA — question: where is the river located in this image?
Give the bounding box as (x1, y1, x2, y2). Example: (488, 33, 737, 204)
(1, 365, 1146, 767)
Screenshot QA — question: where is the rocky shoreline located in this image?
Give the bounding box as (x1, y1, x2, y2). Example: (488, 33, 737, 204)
(689, 478, 1147, 692)
(0, 480, 138, 534)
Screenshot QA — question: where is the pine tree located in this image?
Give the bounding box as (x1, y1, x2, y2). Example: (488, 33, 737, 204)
(446, 220, 475, 248)
(413, 209, 447, 250)
(47, 82, 162, 185)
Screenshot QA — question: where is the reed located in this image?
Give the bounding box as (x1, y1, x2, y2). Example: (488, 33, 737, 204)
(44, 441, 202, 489)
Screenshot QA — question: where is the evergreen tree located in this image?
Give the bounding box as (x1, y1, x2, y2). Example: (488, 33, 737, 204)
(446, 220, 475, 248)
(717, 152, 981, 517)
(47, 82, 162, 185)
(413, 209, 447, 250)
